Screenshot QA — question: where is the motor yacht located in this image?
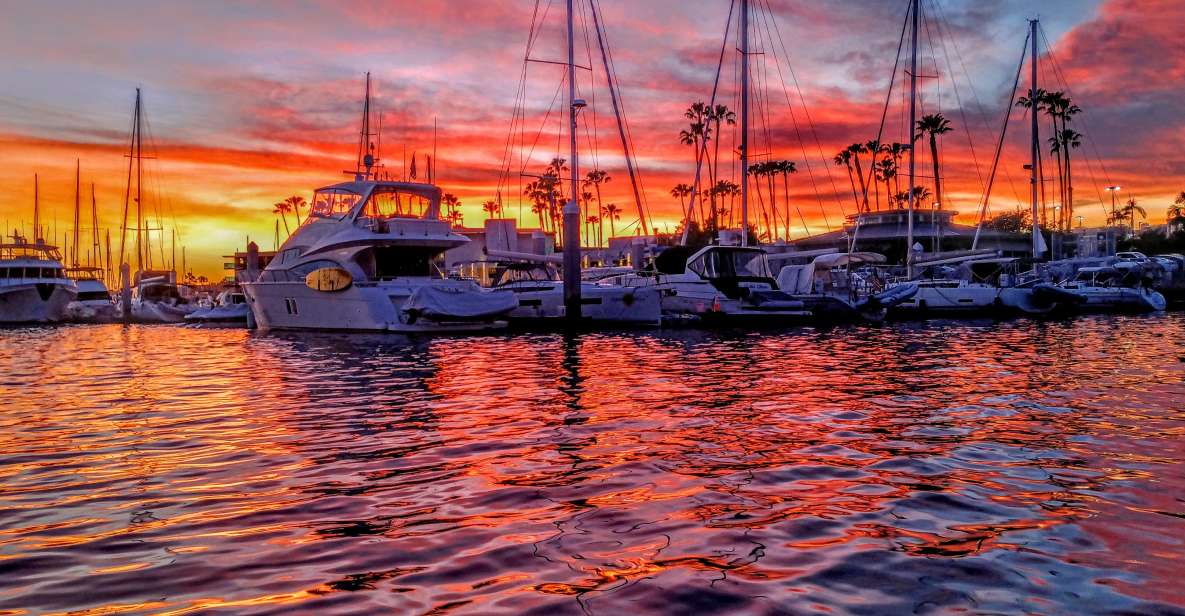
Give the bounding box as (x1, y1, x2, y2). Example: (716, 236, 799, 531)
(610, 245, 811, 325)
(186, 287, 250, 325)
(487, 260, 661, 326)
(130, 270, 196, 323)
(64, 267, 116, 322)
(0, 236, 76, 324)
(775, 252, 917, 322)
(242, 180, 518, 332)
(1036, 264, 1166, 313)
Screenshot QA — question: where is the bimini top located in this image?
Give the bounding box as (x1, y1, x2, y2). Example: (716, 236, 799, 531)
(306, 180, 443, 223)
(0, 241, 64, 263)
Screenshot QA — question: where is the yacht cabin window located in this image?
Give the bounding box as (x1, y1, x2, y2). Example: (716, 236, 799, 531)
(309, 189, 362, 220)
(364, 186, 434, 220)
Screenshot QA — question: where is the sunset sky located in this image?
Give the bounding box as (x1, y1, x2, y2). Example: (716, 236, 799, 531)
(2, 0, 1182, 277)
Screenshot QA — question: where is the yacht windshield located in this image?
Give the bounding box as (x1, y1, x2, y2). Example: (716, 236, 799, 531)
(309, 189, 362, 220)
(689, 249, 772, 279)
(363, 186, 436, 220)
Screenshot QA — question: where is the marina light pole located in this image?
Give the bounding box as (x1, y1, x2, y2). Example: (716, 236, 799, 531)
(739, 0, 750, 246)
(906, 0, 918, 277)
(563, 0, 583, 321)
(1106, 185, 1121, 222)
(1029, 18, 1041, 259)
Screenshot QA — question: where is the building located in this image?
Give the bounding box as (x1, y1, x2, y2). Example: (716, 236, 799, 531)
(789, 208, 1055, 261)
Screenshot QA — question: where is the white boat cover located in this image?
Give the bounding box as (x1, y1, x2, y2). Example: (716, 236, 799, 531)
(186, 303, 250, 322)
(403, 286, 518, 321)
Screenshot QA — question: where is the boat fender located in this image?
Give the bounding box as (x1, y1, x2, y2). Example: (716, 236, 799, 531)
(622, 292, 635, 306)
(918, 299, 928, 311)
(405, 308, 420, 324)
(712, 297, 721, 312)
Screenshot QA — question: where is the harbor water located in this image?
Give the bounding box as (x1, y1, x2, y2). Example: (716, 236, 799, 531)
(2, 316, 1184, 614)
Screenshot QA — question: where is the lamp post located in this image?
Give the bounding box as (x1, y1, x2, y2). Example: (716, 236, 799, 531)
(1105, 185, 1121, 224)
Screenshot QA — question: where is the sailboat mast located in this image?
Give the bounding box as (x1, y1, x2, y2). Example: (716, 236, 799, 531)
(357, 72, 371, 179)
(33, 174, 40, 243)
(134, 88, 144, 272)
(1029, 18, 1041, 259)
(73, 159, 81, 266)
(739, 0, 750, 246)
(91, 183, 101, 270)
(589, 0, 648, 236)
(562, 0, 583, 320)
(905, 0, 919, 277)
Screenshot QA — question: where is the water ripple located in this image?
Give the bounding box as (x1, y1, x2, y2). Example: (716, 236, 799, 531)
(1, 315, 1184, 614)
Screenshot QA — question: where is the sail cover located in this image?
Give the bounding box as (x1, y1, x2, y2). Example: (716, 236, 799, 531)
(402, 286, 518, 322)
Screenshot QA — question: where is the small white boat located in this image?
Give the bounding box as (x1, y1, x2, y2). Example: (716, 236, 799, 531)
(610, 245, 812, 325)
(130, 271, 197, 323)
(0, 238, 76, 324)
(776, 252, 917, 322)
(1036, 264, 1166, 313)
(186, 288, 250, 324)
(489, 261, 661, 326)
(64, 268, 117, 323)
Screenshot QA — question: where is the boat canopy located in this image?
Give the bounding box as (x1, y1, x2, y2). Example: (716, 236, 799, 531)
(686, 246, 773, 280)
(813, 252, 886, 269)
(307, 181, 442, 223)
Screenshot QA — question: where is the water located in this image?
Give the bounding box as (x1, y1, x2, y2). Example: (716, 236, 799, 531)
(1, 316, 1184, 615)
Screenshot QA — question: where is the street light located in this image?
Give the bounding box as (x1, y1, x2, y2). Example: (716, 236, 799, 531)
(1105, 185, 1121, 224)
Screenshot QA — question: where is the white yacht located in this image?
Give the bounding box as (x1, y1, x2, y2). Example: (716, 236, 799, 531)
(185, 287, 249, 324)
(242, 180, 518, 332)
(129, 270, 196, 323)
(1036, 264, 1165, 313)
(888, 257, 1074, 317)
(488, 261, 661, 326)
(64, 267, 116, 322)
(610, 245, 811, 325)
(775, 252, 917, 322)
(0, 237, 77, 324)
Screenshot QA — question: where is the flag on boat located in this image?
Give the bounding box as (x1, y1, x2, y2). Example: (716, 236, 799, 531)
(409, 153, 417, 180)
(1035, 228, 1048, 254)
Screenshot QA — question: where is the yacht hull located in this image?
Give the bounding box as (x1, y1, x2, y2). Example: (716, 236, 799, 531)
(1041, 285, 1166, 313)
(242, 280, 510, 333)
(0, 283, 76, 323)
(65, 300, 119, 323)
(506, 285, 662, 326)
(131, 300, 196, 323)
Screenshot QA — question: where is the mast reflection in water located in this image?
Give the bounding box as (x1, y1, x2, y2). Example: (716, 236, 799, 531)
(1, 316, 1184, 614)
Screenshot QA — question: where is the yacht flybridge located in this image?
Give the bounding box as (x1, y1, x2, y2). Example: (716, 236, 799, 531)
(242, 179, 517, 332)
(0, 237, 77, 324)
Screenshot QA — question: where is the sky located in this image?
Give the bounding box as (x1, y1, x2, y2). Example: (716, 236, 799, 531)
(2, 0, 1183, 278)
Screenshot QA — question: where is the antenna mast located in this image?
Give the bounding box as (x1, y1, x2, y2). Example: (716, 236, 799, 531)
(905, 0, 919, 277)
(72, 160, 81, 266)
(1029, 18, 1041, 259)
(739, 0, 750, 246)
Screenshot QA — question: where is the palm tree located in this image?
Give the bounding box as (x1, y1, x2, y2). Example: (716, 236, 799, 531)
(833, 149, 860, 211)
(584, 169, 610, 244)
(865, 140, 882, 210)
(284, 195, 307, 226)
(748, 162, 773, 240)
(442, 193, 463, 227)
(914, 114, 953, 214)
(876, 155, 896, 213)
(482, 199, 500, 220)
(1168, 193, 1185, 234)
(671, 183, 694, 223)
(708, 104, 736, 193)
(847, 143, 870, 212)
(587, 214, 602, 247)
(776, 161, 798, 238)
(907, 185, 932, 209)
(681, 102, 710, 223)
(272, 200, 292, 236)
(602, 203, 622, 239)
(1117, 197, 1146, 234)
(1052, 128, 1082, 231)
(886, 142, 907, 197)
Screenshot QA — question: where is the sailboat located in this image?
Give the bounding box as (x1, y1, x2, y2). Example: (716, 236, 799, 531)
(64, 161, 117, 322)
(240, 75, 518, 332)
(115, 89, 196, 323)
(480, 0, 663, 327)
(0, 175, 77, 324)
(887, 13, 1077, 318)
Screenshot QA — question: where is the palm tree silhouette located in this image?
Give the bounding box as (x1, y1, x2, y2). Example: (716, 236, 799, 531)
(748, 163, 772, 240)
(1116, 197, 1146, 234)
(602, 203, 622, 239)
(847, 143, 870, 212)
(833, 149, 860, 212)
(272, 200, 292, 236)
(284, 195, 307, 227)
(914, 114, 953, 214)
(776, 161, 798, 238)
(482, 200, 500, 220)
(442, 193, 463, 227)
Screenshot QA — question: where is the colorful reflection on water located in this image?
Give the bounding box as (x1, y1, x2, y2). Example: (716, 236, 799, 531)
(1, 316, 1184, 614)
